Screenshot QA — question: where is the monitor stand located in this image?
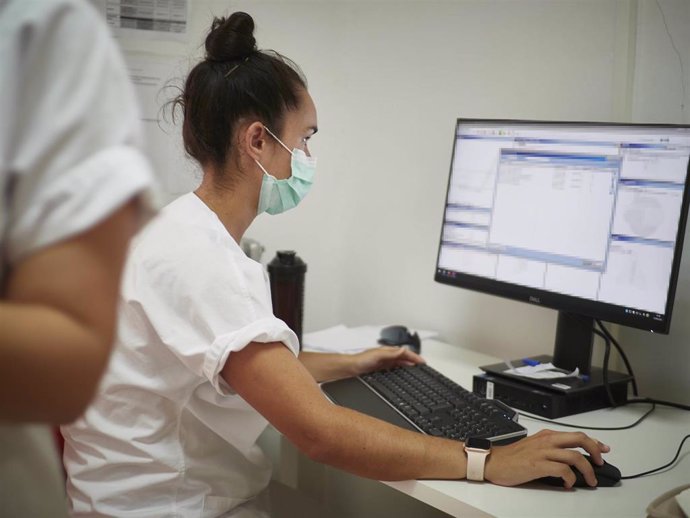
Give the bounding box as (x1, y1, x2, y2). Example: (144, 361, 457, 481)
(472, 312, 632, 418)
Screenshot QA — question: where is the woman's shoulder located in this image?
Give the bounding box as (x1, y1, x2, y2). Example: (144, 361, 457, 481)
(129, 193, 244, 274)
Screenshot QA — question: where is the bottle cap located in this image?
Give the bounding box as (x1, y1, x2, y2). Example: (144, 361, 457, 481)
(268, 250, 307, 274)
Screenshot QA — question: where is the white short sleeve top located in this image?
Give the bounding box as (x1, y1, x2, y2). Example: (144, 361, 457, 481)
(63, 193, 299, 517)
(0, 0, 154, 272)
(0, 1, 155, 517)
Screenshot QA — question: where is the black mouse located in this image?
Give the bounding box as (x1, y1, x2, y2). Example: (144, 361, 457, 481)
(378, 325, 421, 354)
(537, 455, 621, 488)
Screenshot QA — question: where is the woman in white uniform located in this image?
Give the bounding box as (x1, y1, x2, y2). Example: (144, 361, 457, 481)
(0, 0, 155, 517)
(63, 12, 611, 518)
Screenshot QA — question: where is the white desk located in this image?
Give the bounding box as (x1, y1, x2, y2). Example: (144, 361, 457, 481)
(270, 339, 690, 518)
(382, 339, 690, 518)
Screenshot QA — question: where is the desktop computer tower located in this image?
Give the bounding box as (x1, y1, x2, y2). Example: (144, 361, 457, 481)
(472, 362, 630, 419)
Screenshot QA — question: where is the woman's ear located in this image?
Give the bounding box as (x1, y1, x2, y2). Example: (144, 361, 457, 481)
(243, 121, 266, 161)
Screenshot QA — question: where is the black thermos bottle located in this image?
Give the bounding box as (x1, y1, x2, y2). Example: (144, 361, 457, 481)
(267, 251, 307, 350)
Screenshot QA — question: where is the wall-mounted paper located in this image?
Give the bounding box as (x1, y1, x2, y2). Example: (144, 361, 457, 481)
(93, 0, 189, 42)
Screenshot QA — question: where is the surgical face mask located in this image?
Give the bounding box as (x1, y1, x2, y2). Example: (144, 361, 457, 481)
(255, 126, 317, 215)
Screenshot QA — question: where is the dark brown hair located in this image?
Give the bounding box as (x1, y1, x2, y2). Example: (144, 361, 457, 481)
(172, 12, 307, 170)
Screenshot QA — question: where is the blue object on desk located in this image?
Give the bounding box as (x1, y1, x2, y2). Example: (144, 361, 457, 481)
(522, 358, 541, 366)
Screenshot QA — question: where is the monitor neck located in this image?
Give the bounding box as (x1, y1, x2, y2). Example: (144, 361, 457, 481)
(552, 312, 594, 375)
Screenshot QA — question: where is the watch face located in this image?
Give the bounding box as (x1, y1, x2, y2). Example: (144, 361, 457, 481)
(465, 437, 491, 450)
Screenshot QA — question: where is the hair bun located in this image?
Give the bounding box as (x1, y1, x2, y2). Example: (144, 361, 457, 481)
(205, 12, 256, 62)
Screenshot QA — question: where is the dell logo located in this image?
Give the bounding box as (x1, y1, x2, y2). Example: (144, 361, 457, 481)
(529, 296, 541, 304)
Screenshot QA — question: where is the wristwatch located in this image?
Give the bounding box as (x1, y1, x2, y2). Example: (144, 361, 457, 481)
(464, 437, 492, 481)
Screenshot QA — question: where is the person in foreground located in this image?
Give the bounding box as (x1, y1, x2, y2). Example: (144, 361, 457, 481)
(62, 12, 610, 517)
(0, 0, 155, 516)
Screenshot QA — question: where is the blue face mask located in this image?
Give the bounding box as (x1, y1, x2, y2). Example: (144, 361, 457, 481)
(255, 127, 317, 215)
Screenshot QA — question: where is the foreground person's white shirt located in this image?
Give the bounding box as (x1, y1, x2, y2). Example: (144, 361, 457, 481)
(63, 193, 299, 517)
(0, 1, 155, 517)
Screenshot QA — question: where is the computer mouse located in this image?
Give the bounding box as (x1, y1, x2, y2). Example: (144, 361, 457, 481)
(537, 455, 621, 488)
(378, 325, 421, 354)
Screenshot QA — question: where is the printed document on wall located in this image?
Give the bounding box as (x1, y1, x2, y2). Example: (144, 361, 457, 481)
(93, 0, 190, 42)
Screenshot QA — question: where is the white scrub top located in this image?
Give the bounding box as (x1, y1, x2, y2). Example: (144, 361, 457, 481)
(63, 193, 300, 517)
(0, 1, 155, 517)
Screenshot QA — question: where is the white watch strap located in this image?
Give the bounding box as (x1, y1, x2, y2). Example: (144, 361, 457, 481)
(466, 449, 490, 481)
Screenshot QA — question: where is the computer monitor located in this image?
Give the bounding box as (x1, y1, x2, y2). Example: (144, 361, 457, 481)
(435, 119, 690, 376)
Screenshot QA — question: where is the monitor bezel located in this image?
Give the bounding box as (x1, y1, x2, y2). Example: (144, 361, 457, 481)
(434, 118, 690, 334)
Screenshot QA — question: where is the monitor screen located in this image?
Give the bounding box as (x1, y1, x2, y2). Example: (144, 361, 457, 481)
(435, 120, 690, 347)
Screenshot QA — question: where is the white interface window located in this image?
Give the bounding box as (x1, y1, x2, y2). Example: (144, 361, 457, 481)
(438, 123, 690, 316)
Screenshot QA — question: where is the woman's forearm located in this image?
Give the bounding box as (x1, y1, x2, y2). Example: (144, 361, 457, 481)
(228, 343, 465, 481)
(307, 403, 466, 481)
(298, 351, 356, 382)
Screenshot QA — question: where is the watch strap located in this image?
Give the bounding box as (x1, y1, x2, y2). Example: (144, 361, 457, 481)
(465, 448, 490, 481)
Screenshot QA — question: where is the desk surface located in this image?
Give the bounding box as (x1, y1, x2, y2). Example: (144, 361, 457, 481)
(381, 339, 690, 518)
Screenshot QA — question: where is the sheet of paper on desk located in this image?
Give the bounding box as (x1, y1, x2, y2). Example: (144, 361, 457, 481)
(302, 325, 437, 354)
(504, 363, 580, 379)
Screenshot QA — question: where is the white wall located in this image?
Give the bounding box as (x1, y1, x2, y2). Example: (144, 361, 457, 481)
(116, 0, 689, 403)
(620, 0, 690, 404)
(221, 0, 622, 359)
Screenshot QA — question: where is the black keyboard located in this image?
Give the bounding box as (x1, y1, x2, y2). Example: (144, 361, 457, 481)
(360, 364, 527, 443)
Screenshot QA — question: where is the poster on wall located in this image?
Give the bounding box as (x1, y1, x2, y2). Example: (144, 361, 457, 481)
(92, 0, 189, 42)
